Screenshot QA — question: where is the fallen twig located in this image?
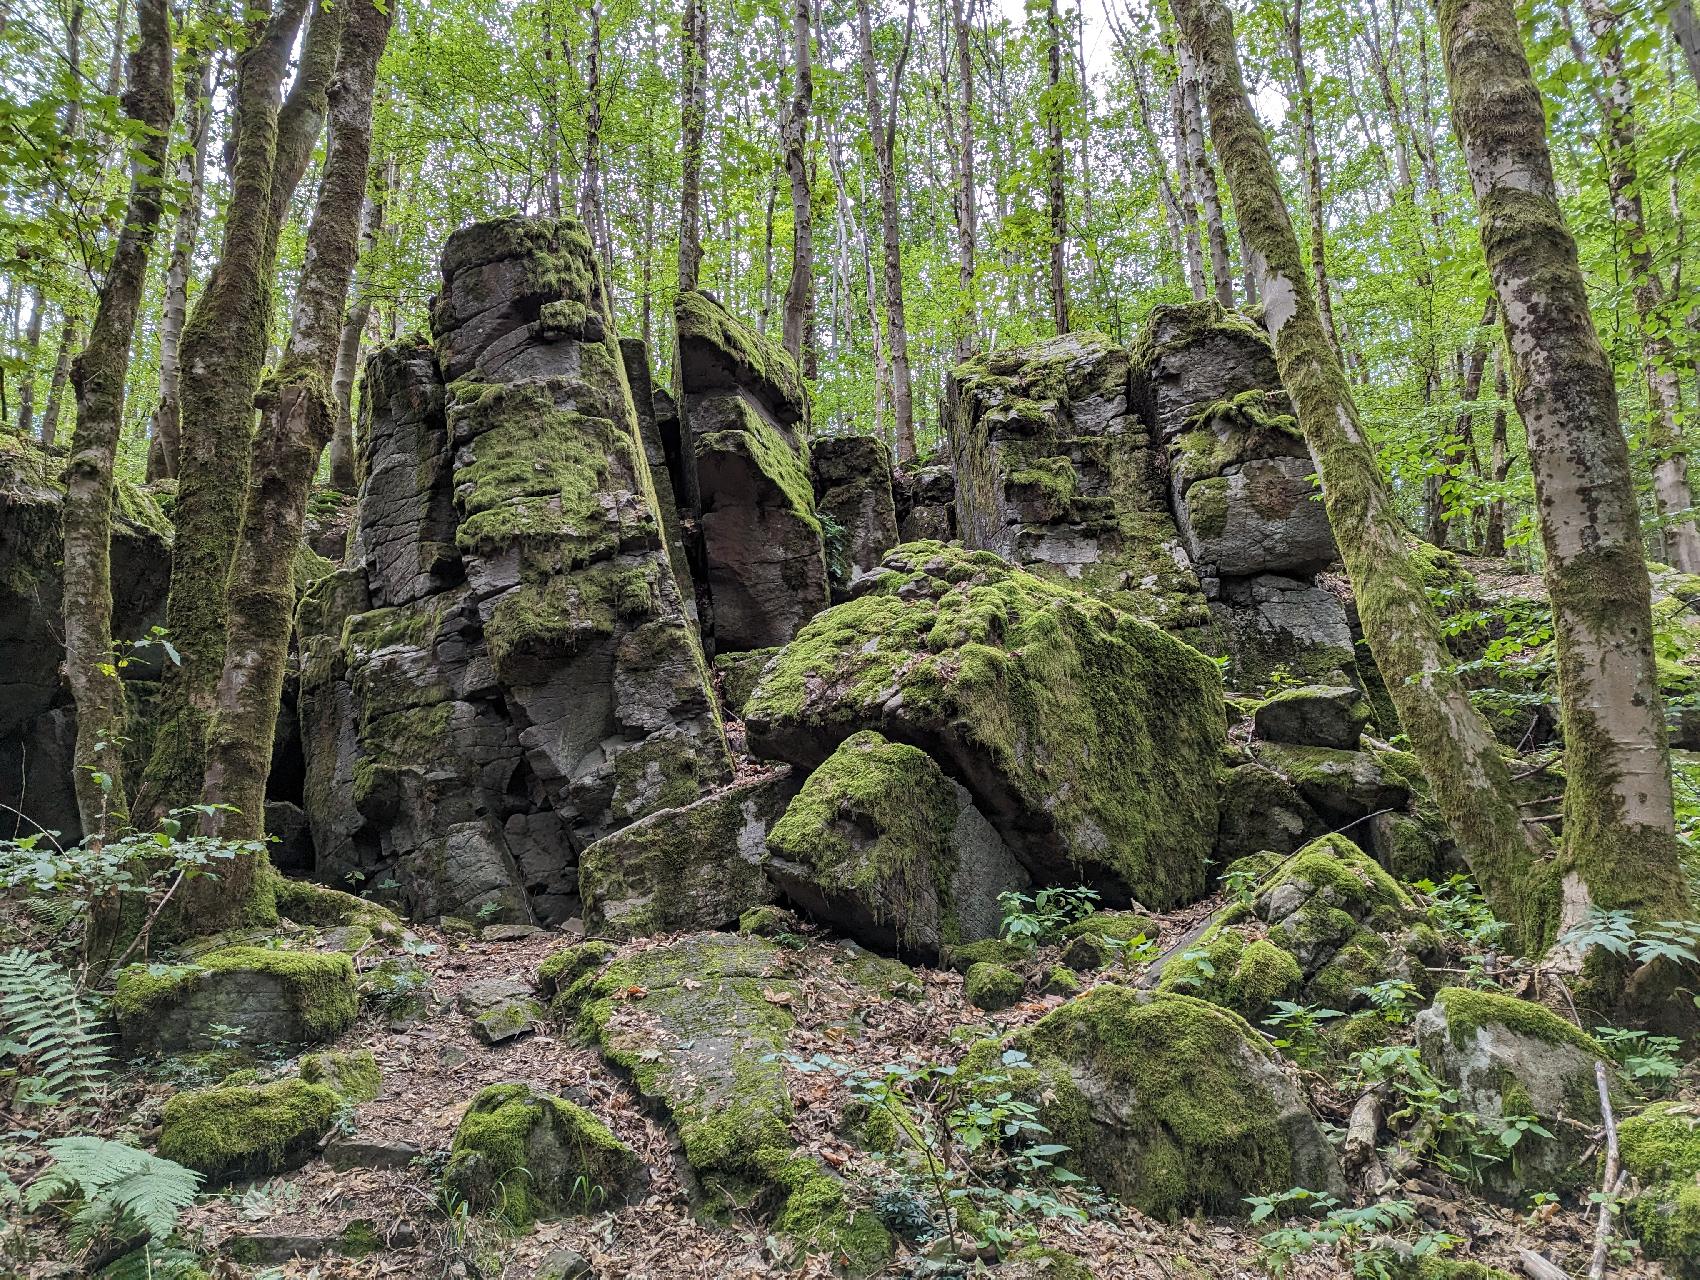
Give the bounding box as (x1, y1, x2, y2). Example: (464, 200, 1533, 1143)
(1588, 1059, 1621, 1280)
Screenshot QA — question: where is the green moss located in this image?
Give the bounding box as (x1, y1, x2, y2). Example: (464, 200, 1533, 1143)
(964, 961, 1025, 1010)
(337, 1219, 383, 1257)
(1042, 965, 1084, 997)
(757, 1149, 893, 1274)
(1631, 1178, 1700, 1278)
(1130, 299, 1270, 371)
(941, 937, 1028, 972)
(1185, 476, 1231, 539)
(1058, 910, 1160, 945)
(158, 1079, 339, 1182)
(537, 941, 615, 999)
(694, 396, 819, 530)
(112, 946, 358, 1043)
(1009, 1246, 1096, 1280)
(738, 904, 798, 936)
(1411, 1263, 1517, 1280)
(299, 1049, 381, 1103)
(1433, 987, 1600, 1056)
(1618, 1101, 1700, 1184)
(1157, 928, 1302, 1019)
(443, 1083, 639, 1228)
(744, 542, 1226, 909)
(271, 878, 399, 933)
(716, 647, 780, 717)
(676, 289, 806, 417)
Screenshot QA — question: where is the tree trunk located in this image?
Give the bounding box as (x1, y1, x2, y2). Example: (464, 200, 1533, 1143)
(679, 0, 708, 293)
(1170, 78, 1209, 301)
(39, 314, 77, 446)
(951, 0, 975, 362)
(14, 289, 43, 436)
(1044, 0, 1070, 334)
(1483, 344, 1510, 558)
(136, 0, 340, 821)
(1124, 50, 1188, 293)
(1582, 0, 1700, 572)
(855, 0, 917, 459)
(1428, 296, 1497, 548)
(1171, 0, 1543, 938)
(195, 0, 394, 922)
(1440, 0, 1689, 976)
(1177, 39, 1234, 307)
(780, 0, 813, 367)
(581, 0, 614, 272)
(1669, 0, 1700, 93)
(146, 49, 213, 482)
(1284, 0, 1338, 353)
(61, 0, 175, 837)
(327, 152, 393, 493)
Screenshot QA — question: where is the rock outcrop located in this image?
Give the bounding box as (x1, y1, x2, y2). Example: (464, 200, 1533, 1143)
(298, 217, 732, 924)
(809, 434, 898, 595)
(745, 542, 1225, 909)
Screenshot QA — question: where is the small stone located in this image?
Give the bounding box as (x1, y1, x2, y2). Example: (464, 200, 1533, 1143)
(964, 961, 1025, 1011)
(456, 977, 543, 1045)
(1254, 684, 1372, 750)
(536, 1247, 596, 1280)
(480, 923, 544, 942)
(324, 1137, 423, 1170)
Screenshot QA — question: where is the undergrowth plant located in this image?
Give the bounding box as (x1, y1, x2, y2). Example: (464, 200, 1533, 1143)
(19, 1135, 201, 1273)
(996, 886, 1099, 950)
(1246, 1187, 1460, 1278)
(0, 947, 110, 1109)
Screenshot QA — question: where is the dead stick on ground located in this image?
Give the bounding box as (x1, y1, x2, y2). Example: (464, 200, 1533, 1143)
(1516, 1247, 1569, 1280)
(1588, 1058, 1620, 1280)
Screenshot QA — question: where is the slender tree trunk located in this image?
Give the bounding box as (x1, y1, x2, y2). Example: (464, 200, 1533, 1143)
(61, 0, 175, 836)
(1284, 0, 1338, 352)
(679, 0, 708, 292)
(1428, 296, 1497, 548)
(146, 49, 213, 482)
(328, 151, 393, 492)
(1177, 39, 1234, 307)
(1582, 0, 1700, 571)
(952, 0, 976, 362)
(39, 314, 77, 446)
(780, 0, 813, 367)
(1170, 79, 1209, 300)
(581, 0, 613, 271)
(856, 0, 917, 458)
(540, 4, 562, 218)
(1044, 0, 1070, 334)
(1483, 344, 1510, 557)
(1668, 0, 1700, 93)
(1171, 0, 1543, 937)
(14, 290, 44, 436)
(136, 0, 340, 820)
(196, 0, 394, 916)
(1441, 0, 1689, 983)
(1126, 53, 1188, 292)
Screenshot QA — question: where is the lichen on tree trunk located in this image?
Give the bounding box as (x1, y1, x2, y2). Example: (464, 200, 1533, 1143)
(1169, 0, 1543, 941)
(61, 0, 175, 836)
(190, 0, 396, 931)
(1437, 0, 1689, 990)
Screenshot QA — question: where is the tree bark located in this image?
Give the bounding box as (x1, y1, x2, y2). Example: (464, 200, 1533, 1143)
(580, 0, 614, 272)
(780, 0, 813, 367)
(146, 48, 214, 482)
(14, 290, 43, 436)
(1483, 344, 1510, 557)
(39, 313, 76, 446)
(1668, 0, 1700, 94)
(1170, 78, 1209, 300)
(1428, 296, 1497, 548)
(328, 152, 393, 492)
(1284, 0, 1338, 352)
(1582, 0, 1700, 572)
(1171, 0, 1542, 937)
(1177, 39, 1234, 308)
(1440, 0, 1689, 970)
(951, 0, 976, 362)
(856, 0, 917, 459)
(136, 0, 340, 820)
(678, 0, 708, 292)
(195, 0, 394, 918)
(61, 0, 175, 836)
(1044, 0, 1070, 334)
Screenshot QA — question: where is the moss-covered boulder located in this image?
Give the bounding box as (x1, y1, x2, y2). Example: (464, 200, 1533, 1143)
(1630, 1180, 1700, 1279)
(714, 646, 780, 718)
(299, 1049, 381, 1103)
(1414, 988, 1608, 1195)
(578, 769, 796, 939)
(745, 542, 1226, 909)
(968, 986, 1343, 1217)
(764, 731, 1028, 961)
(964, 961, 1026, 1010)
(456, 977, 544, 1045)
(442, 1083, 644, 1226)
(1253, 684, 1372, 750)
(1159, 834, 1422, 1018)
(113, 947, 357, 1055)
(159, 1079, 339, 1183)
(537, 940, 615, 1000)
(1255, 741, 1416, 825)
(949, 330, 1214, 638)
(1620, 1100, 1700, 1185)
(1215, 762, 1325, 861)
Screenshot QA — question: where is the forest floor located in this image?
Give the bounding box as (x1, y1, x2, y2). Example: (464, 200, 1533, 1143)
(16, 890, 1660, 1280)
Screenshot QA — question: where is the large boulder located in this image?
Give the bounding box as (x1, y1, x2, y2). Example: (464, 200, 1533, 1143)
(676, 290, 829, 651)
(112, 947, 358, 1055)
(442, 1083, 644, 1226)
(949, 331, 1213, 640)
(968, 986, 1344, 1217)
(763, 730, 1028, 961)
(744, 542, 1225, 909)
(1414, 988, 1608, 1195)
(158, 1079, 340, 1184)
(810, 434, 899, 594)
(299, 216, 732, 925)
(892, 458, 956, 543)
(1254, 684, 1372, 749)
(577, 769, 798, 939)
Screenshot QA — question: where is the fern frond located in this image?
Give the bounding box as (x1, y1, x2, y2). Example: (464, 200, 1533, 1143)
(0, 948, 110, 1105)
(27, 1136, 202, 1243)
(23, 896, 82, 932)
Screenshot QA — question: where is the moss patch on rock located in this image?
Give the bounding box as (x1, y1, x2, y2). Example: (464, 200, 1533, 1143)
(158, 1079, 339, 1183)
(113, 946, 357, 1054)
(964, 961, 1025, 1011)
(299, 1049, 381, 1103)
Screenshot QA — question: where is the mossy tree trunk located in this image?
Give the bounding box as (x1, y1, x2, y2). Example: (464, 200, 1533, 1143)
(1437, 0, 1690, 969)
(1043, 0, 1070, 334)
(679, 0, 707, 294)
(135, 0, 342, 821)
(855, 0, 918, 460)
(61, 0, 175, 836)
(1176, 40, 1233, 309)
(1169, 0, 1544, 938)
(1282, 0, 1338, 355)
(193, 0, 396, 928)
(950, 0, 976, 363)
(145, 46, 213, 483)
(780, 0, 813, 371)
(1580, 0, 1700, 573)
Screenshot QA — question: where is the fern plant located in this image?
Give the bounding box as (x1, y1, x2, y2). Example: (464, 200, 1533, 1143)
(25, 1135, 201, 1247)
(0, 947, 111, 1106)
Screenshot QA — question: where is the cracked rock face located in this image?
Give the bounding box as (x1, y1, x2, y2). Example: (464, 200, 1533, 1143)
(298, 216, 731, 925)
